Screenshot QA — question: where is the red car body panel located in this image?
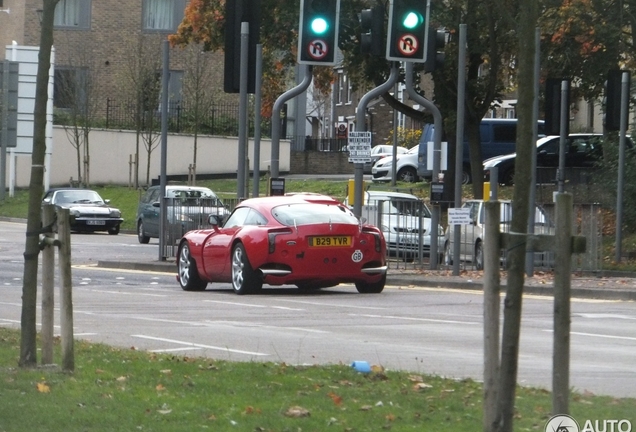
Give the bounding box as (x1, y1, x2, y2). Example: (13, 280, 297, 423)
(180, 195, 387, 288)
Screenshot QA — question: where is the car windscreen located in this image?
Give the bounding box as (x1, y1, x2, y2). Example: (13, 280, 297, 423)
(168, 189, 222, 206)
(55, 190, 104, 204)
(272, 203, 359, 226)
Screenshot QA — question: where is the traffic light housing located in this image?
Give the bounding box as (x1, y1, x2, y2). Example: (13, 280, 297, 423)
(386, 0, 429, 62)
(605, 69, 630, 131)
(298, 0, 340, 65)
(360, 5, 384, 57)
(544, 78, 570, 136)
(224, 0, 261, 93)
(424, 27, 446, 72)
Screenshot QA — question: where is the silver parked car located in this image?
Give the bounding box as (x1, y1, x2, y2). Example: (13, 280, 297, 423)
(136, 185, 229, 244)
(443, 199, 553, 270)
(346, 190, 443, 258)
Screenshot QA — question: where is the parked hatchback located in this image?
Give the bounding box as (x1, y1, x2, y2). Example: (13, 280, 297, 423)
(136, 185, 229, 244)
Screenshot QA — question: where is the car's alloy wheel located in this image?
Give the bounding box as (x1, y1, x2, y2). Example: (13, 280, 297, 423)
(475, 241, 484, 270)
(231, 243, 262, 295)
(137, 220, 150, 244)
(397, 167, 418, 183)
(355, 274, 386, 294)
(177, 241, 207, 291)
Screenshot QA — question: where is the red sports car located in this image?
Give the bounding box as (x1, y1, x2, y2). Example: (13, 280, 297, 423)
(176, 194, 387, 294)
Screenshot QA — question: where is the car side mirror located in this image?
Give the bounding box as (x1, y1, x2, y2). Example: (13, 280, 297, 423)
(208, 214, 220, 226)
(105, 199, 111, 204)
(152, 201, 160, 208)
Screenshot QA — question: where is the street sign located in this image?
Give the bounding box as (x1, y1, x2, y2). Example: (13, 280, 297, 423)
(347, 131, 372, 163)
(307, 39, 329, 60)
(448, 208, 471, 225)
(397, 33, 418, 56)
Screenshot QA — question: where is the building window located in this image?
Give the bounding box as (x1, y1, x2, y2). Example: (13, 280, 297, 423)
(345, 75, 352, 104)
(54, 67, 88, 110)
(336, 73, 344, 105)
(143, 0, 185, 32)
(54, 0, 91, 29)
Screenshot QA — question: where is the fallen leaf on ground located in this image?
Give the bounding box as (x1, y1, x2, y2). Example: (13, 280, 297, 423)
(284, 406, 310, 417)
(37, 382, 50, 393)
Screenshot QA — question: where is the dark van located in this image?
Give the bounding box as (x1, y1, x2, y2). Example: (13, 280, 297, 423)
(416, 118, 545, 183)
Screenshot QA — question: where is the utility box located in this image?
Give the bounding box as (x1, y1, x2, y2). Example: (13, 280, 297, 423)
(347, 179, 366, 206)
(268, 177, 285, 196)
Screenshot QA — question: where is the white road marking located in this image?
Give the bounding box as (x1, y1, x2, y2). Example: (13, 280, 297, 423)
(204, 300, 267, 308)
(131, 334, 269, 356)
(577, 313, 636, 320)
(150, 347, 202, 353)
(88, 289, 167, 297)
(350, 313, 478, 325)
(72, 264, 173, 276)
(0, 319, 20, 324)
(543, 329, 636, 341)
(278, 299, 385, 310)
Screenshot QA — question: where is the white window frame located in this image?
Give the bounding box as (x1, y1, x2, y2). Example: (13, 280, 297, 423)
(143, 0, 185, 32)
(54, 0, 91, 29)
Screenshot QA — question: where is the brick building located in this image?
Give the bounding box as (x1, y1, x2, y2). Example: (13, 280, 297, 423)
(0, 0, 233, 120)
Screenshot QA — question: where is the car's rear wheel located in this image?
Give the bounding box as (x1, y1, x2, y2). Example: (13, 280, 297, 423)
(177, 241, 207, 291)
(137, 220, 150, 244)
(231, 243, 262, 295)
(108, 225, 120, 235)
(475, 241, 484, 270)
(355, 274, 386, 294)
(397, 167, 418, 183)
(462, 167, 472, 184)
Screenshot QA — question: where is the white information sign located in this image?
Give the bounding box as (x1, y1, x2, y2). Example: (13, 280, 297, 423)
(448, 208, 472, 225)
(347, 131, 372, 163)
(426, 141, 448, 171)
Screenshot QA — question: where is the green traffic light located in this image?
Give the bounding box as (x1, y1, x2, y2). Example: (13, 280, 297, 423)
(402, 11, 422, 29)
(311, 17, 329, 34)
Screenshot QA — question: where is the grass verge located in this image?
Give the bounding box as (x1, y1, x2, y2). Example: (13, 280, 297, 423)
(0, 327, 634, 431)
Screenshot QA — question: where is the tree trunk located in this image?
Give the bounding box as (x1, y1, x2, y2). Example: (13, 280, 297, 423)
(495, 0, 538, 430)
(20, 0, 60, 367)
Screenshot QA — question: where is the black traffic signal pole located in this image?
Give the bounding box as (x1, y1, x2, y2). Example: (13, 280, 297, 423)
(270, 66, 313, 179)
(405, 61, 443, 269)
(615, 71, 630, 262)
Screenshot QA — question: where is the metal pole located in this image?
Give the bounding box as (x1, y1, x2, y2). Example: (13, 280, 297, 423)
(526, 27, 541, 276)
(270, 66, 312, 178)
(237, 22, 249, 199)
(391, 82, 398, 188)
(252, 44, 263, 198)
(57, 208, 74, 372)
(158, 40, 169, 261)
(41, 204, 55, 364)
(557, 80, 568, 193)
(355, 64, 399, 217)
(452, 24, 466, 276)
(1, 60, 8, 201)
(615, 71, 629, 263)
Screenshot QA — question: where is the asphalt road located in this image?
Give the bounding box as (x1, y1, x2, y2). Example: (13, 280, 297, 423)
(1, 220, 635, 399)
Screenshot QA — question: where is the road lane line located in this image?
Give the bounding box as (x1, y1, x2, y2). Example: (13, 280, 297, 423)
(204, 300, 267, 308)
(150, 347, 202, 353)
(88, 289, 167, 297)
(350, 313, 478, 325)
(277, 299, 386, 310)
(543, 329, 636, 341)
(131, 334, 269, 356)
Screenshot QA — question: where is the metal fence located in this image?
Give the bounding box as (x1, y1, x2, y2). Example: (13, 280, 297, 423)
(105, 99, 272, 137)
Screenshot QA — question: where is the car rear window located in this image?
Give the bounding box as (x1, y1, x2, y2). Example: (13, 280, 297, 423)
(272, 203, 358, 226)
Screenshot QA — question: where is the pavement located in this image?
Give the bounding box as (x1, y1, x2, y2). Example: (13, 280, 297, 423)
(96, 259, 636, 301)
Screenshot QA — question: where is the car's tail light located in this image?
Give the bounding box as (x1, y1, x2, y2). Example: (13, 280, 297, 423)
(362, 226, 382, 253)
(268, 227, 293, 253)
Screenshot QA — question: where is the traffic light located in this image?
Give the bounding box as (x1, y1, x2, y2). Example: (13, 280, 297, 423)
(424, 27, 446, 72)
(224, 0, 261, 93)
(386, 0, 429, 62)
(605, 69, 630, 131)
(544, 78, 570, 136)
(360, 5, 384, 57)
(298, 0, 341, 65)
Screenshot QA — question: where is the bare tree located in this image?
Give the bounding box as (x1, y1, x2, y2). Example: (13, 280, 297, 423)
(55, 35, 101, 187)
(20, 0, 60, 367)
(180, 44, 217, 184)
(116, 34, 163, 187)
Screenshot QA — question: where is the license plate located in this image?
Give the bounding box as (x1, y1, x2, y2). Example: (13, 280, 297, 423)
(86, 220, 106, 225)
(309, 236, 351, 247)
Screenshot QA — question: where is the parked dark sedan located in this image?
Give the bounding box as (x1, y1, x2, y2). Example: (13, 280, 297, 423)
(42, 188, 124, 234)
(483, 134, 632, 185)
